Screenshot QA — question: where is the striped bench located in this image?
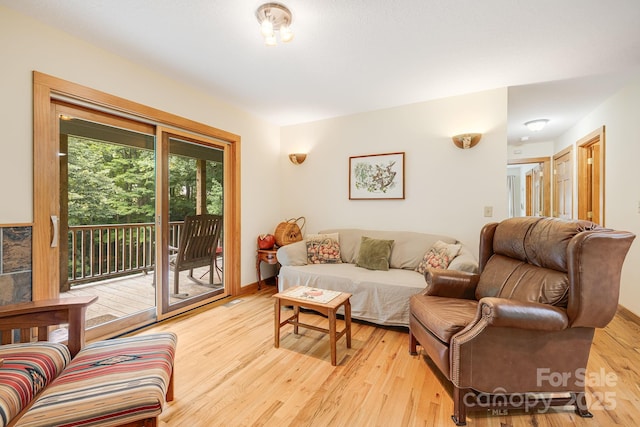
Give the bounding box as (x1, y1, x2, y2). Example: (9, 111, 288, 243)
(0, 342, 70, 427)
(14, 332, 177, 427)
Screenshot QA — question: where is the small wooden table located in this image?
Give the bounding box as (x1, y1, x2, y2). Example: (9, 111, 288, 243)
(256, 249, 279, 290)
(273, 286, 352, 366)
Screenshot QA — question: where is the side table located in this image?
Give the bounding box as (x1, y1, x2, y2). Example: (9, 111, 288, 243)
(256, 248, 279, 290)
(273, 286, 352, 366)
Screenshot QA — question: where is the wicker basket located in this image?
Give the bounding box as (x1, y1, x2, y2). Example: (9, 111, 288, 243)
(274, 217, 306, 246)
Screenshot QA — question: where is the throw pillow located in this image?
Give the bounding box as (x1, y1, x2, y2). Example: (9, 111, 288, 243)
(415, 240, 461, 274)
(356, 236, 394, 271)
(306, 233, 343, 264)
(276, 240, 308, 266)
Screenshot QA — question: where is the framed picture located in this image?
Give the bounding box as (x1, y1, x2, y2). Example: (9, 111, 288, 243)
(349, 152, 405, 200)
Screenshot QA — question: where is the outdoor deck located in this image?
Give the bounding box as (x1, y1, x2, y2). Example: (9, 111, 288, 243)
(61, 220, 227, 327)
(61, 266, 223, 327)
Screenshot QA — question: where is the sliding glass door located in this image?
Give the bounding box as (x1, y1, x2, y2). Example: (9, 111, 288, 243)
(35, 100, 230, 339)
(33, 72, 240, 339)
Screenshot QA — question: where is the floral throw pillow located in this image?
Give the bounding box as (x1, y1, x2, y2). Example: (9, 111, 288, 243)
(306, 233, 343, 264)
(415, 240, 461, 274)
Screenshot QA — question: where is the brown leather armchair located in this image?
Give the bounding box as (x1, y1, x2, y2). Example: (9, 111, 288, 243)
(409, 217, 635, 425)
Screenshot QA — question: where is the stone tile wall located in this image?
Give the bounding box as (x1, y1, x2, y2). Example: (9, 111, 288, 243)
(0, 226, 32, 305)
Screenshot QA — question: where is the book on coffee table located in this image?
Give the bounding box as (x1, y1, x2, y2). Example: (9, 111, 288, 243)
(283, 286, 342, 304)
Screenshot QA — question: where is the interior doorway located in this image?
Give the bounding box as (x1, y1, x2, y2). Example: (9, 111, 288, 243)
(577, 126, 605, 225)
(507, 157, 551, 218)
(553, 147, 573, 219)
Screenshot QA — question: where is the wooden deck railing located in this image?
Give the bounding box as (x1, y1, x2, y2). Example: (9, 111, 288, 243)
(67, 221, 184, 285)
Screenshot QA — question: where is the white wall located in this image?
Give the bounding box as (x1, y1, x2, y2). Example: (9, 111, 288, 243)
(555, 73, 640, 316)
(507, 140, 554, 162)
(280, 89, 508, 254)
(0, 6, 281, 288)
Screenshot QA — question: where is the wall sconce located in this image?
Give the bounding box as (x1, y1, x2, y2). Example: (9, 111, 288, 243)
(289, 153, 307, 164)
(452, 133, 482, 149)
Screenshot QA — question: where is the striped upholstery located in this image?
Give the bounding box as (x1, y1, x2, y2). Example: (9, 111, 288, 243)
(15, 332, 177, 427)
(0, 342, 71, 427)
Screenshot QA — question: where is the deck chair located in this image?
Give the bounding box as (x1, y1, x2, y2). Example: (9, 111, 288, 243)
(170, 214, 223, 296)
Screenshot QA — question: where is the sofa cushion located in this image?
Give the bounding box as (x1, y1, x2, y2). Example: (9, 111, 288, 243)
(356, 236, 394, 271)
(410, 295, 478, 343)
(320, 228, 457, 269)
(0, 342, 70, 427)
(278, 264, 427, 326)
(415, 240, 461, 274)
(448, 245, 479, 273)
(306, 233, 342, 264)
(276, 240, 308, 266)
(318, 228, 365, 264)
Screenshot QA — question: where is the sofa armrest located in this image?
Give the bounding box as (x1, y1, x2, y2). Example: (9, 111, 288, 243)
(478, 297, 569, 331)
(448, 245, 478, 273)
(0, 296, 97, 357)
(276, 240, 308, 266)
(423, 268, 479, 299)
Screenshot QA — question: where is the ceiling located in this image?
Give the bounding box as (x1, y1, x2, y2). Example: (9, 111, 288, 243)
(3, 0, 640, 145)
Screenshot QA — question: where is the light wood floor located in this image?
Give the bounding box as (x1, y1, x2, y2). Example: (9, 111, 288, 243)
(134, 287, 640, 427)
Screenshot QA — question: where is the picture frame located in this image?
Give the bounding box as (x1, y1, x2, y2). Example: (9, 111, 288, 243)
(349, 152, 405, 200)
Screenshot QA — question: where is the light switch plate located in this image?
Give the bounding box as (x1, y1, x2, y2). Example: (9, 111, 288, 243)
(484, 206, 493, 217)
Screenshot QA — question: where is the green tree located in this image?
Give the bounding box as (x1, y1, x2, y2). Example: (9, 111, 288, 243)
(67, 137, 223, 225)
(207, 161, 223, 215)
(109, 145, 155, 223)
(67, 138, 118, 225)
(68, 137, 155, 225)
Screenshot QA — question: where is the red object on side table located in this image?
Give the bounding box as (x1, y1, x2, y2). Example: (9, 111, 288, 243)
(257, 234, 276, 249)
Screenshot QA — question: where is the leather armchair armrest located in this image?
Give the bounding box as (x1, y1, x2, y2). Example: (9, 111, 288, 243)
(479, 297, 569, 331)
(423, 268, 480, 299)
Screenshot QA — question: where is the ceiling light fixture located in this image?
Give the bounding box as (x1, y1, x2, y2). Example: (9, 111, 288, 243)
(524, 119, 549, 132)
(256, 3, 294, 46)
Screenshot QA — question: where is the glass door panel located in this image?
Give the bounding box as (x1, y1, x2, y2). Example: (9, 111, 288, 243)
(163, 133, 227, 311)
(57, 109, 157, 337)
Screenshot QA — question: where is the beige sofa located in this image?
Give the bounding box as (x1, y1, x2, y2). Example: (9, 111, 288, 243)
(276, 228, 477, 327)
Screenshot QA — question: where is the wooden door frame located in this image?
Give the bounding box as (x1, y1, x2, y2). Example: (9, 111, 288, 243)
(507, 157, 551, 217)
(525, 173, 532, 216)
(32, 72, 242, 310)
(577, 126, 605, 225)
(553, 146, 573, 218)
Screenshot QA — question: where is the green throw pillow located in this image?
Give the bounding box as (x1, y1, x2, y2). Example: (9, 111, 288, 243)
(356, 236, 394, 271)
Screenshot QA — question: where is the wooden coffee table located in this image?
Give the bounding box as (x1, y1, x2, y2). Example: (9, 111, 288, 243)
(273, 286, 352, 366)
